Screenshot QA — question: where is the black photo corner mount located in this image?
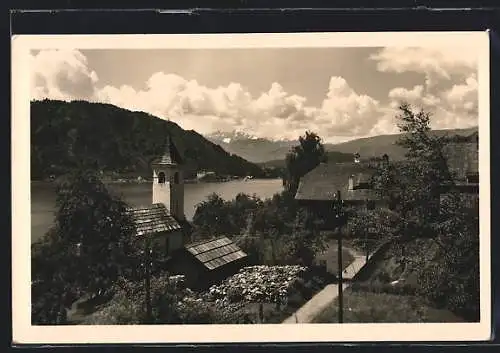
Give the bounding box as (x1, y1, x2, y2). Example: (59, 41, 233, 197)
(7, 2, 500, 351)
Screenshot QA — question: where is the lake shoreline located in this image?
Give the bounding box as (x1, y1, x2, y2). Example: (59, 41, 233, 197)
(31, 177, 280, 185)
(31, 178, 284, 244)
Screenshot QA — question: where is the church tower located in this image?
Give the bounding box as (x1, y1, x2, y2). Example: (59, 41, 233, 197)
(151, 135, 185, 221)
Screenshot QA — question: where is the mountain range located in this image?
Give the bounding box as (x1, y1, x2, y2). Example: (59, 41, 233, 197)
(31, 99, 478, 182)
(206, 126, 479, 164)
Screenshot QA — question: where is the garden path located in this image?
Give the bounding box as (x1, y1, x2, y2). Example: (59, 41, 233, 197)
(282, 248, 366, 324)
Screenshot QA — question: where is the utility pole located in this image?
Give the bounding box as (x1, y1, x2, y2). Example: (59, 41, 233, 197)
(365, 199, 369, 263)
(143, 242, 153, 323)
(365, 232, 369, 263)
(335, 190, 344, 324)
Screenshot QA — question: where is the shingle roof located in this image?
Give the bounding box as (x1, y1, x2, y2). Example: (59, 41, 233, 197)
(442, 141, 478, 182)
(185, 236, 247, 271)
(152, 135, 183, 167)
(295, 162, 380, 201)
(126, 203, 182, 236)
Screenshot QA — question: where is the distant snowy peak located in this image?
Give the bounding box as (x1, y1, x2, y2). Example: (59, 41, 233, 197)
(208, 130, 256, 141)
(207, 130, 296, 144)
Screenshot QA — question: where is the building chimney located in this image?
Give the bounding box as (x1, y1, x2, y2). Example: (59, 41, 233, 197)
(348, 175, 354, 191)
(354, 153, 360, 164)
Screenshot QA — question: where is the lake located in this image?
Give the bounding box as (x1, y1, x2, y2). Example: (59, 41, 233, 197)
(31, 178, 284, 243)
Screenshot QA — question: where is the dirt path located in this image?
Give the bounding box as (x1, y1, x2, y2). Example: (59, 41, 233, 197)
(283, 248, 366, 324)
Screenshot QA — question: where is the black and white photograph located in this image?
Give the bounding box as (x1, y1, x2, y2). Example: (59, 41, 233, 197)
(12, 32, 491, 343)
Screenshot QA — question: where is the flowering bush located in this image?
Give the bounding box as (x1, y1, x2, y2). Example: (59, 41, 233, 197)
(206, 265, 307, 305)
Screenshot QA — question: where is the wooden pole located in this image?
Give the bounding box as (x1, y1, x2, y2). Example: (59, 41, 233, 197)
(365, 199, 369, 263)
(336, 190, 343, 324)
(145, 243, 152, 323)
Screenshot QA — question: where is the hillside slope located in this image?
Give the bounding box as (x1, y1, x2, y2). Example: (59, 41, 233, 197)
(30, 100, 264, 180)
(260, 150, 355, 168)
(330, 127, 478, 160)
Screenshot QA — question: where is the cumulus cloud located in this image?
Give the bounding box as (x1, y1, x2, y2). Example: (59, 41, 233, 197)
(372, 46, 478, 131)
(31, 49, 99, 101)
(388, 85, 425, 108)
(318, 77, 382, 136)
(385, 80, 477, 131)
(95, 72, 385, 141)
(370, 46, 477, 87)
(31, 48, 479, 143)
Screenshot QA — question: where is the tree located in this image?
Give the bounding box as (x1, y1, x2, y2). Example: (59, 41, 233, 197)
(250, 200, 291, 265)
(284, 131, 327, 194)
(395, 103, 452, 227)
(53, 169, 137, 297)
(227, 193, 263, 232)
(379, 103, 479, 320)
(31, 229, 74, 324)
(370, 104, 454, 248)
(289, 208, 327, 266)
(372, 154, 400, 209)
(415, 191, 480, 321)
(192, 193, 232, 238)
(31, 170, 139, 324)
(192, 193, 267, 241)
(346, 208, 400, 254)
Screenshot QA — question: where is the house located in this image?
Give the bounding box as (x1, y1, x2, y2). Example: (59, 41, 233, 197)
(168, 236, 248, 290)
(196, 170, 216, 180)
(440, 131, 479, 211)
(125, 204, 184, 259)
(127, 135, 247, 287)
(294, 155, 383, 229)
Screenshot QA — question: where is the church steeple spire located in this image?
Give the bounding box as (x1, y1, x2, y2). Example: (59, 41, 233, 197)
(151, 133, 185, 221)
(153, 134, 183, 167)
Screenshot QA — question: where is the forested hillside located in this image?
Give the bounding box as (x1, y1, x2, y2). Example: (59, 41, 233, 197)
(30, 100, 264, 180)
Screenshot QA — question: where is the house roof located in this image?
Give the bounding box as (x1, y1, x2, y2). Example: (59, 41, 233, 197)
(152, 135, 183, 167)
(126, 203, 182, 237)
(442, 141, 478, 182)
(295, 162, 379, 202)
(185, 236, 247, 271)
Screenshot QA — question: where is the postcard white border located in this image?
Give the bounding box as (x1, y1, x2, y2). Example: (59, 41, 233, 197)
(12, 31, 491, 344)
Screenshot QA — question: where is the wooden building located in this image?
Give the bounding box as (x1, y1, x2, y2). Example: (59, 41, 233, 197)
(294, 157, 383, 229)
(168, 236, 248, 290)
(125, 203, 184, 258)
(440, 131, 479, 211)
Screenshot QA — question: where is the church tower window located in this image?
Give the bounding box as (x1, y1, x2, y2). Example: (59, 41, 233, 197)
(174, 172, 180, 184)
(158, 172, 166, 184)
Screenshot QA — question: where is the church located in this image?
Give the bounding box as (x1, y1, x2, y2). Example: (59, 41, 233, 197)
(125, 135, 248, 289)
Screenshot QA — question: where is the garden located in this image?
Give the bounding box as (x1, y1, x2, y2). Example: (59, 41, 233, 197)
(81, 263, 340, 325)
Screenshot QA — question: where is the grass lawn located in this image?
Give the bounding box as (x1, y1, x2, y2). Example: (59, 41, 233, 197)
(312, 287, 464, 323)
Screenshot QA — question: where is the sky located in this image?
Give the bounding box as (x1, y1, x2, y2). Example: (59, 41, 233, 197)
(30, 46, 479, 143)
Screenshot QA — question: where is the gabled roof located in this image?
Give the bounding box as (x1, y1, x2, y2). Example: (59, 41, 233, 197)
(442, 140, 478, 182)
(152, 135, 183, 167)
(185, 236, 247, 271)
(126, 203, 182, 236)
(295, 162, 379, 201)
